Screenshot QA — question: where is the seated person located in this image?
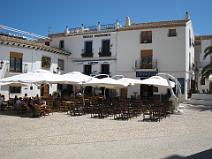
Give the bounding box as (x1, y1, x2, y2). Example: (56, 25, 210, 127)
(15, 97, 23, 110)
(0, 94, 6, 111)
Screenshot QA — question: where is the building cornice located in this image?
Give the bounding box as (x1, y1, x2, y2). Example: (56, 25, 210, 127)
(0, 35, 71, 55)
(195, 35, 212, 40)
(117, 19, 189, 32)
(49, 29, 116, 38)
(48, 19, 189, 38)
(72, 56, 117, 63)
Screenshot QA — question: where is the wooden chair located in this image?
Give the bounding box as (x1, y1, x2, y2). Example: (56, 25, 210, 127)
(142, 104, 152, 121)
(6, 99, 15, 112)
(70, 99, 84, 116)
(151, 106, 161, 122)
(33, 104, 45, 117)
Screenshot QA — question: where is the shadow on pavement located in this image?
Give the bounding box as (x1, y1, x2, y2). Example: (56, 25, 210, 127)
(186, 104, 212, 112)
(163, 148, 212, 159)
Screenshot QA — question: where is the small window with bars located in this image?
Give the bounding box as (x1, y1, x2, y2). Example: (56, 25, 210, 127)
(58, 59, 64, 71)
(10, 52, 23, 73)
(140, 31, 152, 43)
(168, 29, 177, 37)
(41, 56, 51, 69)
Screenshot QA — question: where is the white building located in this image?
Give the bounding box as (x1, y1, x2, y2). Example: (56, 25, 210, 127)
(0, 34, 70, 100)
(49, 15, 195, 100)
(195, 35, 212, 93)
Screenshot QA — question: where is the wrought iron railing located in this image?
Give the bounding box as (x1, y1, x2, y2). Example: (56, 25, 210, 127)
(135, 59, 157, 69)
(81, 49, 93, 58)
(98, 48, 111, 57)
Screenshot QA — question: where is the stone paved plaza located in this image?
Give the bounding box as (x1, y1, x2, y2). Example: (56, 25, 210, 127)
(0, 103, 212, 159)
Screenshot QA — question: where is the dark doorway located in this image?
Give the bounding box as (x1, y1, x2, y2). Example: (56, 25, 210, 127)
(41, 84, 49, 97)
(85, 41, 93, 54)
(84, 65, 92, 76)
(140, 85, 153, 98)
(101, 64, 110, 74)
(84, 86, 92, 95)
(58, 84, 73, 98)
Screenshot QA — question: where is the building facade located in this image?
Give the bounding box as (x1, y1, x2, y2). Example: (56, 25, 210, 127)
(0, 34, 70, 100)
(195, 35, 212, 93)
(49, 15, 195, 99)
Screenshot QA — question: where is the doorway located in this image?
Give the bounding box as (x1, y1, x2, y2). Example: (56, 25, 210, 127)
(41, 84, 49, 97)
(140, 85, 153, 98)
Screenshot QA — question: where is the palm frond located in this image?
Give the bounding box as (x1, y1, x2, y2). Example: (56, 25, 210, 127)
(203, 45, 212, 59)
(201, 64, 212, 78)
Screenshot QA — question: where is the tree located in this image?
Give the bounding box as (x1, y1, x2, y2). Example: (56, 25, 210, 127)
(201, 45, 212, 78)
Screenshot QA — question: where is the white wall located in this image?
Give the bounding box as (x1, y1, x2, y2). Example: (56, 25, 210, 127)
(49, 20, 195, 99)
(116, 25, 193, 99)
(198, 38, 212, 92)
(0, 45, 69, 100)
(116, 27, 186, 73)
(50, 32, 118, 75)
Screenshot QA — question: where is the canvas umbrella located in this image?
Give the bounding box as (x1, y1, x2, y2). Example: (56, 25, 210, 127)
(139, 76, 175, 88)
(84, 77, 128, 98)
(114, 77, 144, 86)
(58, 71, 93, 84)
(0, 82, 28, 99)
(0, 69, 62, 84)
(0, 82, 28, 87)
(209, 74, 212, 81)
(84, 77, 128, 88)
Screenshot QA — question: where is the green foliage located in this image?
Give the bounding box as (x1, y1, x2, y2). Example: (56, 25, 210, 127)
(41, 56, 51, 69)
(52, 91, 60, 97)
(202, 45, 212, 78)
(203, 45, 212, 59)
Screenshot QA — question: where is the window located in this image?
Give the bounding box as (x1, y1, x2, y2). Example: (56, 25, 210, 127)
(99, 40, 111, 57)
(178, 78, 185, 94)
(59, 40, 64, 49)
(10, 52, 23, 72)
(153, 86, 158, 92)
(41, 56, 51, 69)
(58, 59, 64, 71)
(9, 86, 21, 94)
(82, 41, 93, 57)
(45, 41, 50, 46)
(102, 40, 110, 53)
(168, 29, 177, 37)
(140, 31, 152, 43)
(141, 50, 153, 69)
(84, 41, 93, 54)
(101, 64, 110, 74)
(84, 65, 92, 75)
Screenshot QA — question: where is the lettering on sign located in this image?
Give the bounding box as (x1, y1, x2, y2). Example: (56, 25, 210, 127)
(83, 34, 111, 38)
(83, 35, 93, 38)
(94, 34, 111, 37)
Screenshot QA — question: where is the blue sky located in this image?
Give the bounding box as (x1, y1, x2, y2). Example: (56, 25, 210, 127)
(0, 0, 211, 36)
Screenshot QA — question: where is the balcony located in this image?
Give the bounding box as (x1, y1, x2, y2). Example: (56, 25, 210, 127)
(135, 59, 157, 70)
(81, 49, 93, 58)
(98, 48, 111, 57)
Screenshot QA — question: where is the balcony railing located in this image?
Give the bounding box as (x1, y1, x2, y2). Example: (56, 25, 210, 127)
(98, 48, 111, 57)
(81, 49, 93, 58)
(69, 24, 116, 33)
(135, 59, 157, 69)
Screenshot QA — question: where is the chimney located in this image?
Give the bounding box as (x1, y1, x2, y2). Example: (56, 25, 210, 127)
(125, 16, 131, 27)
(64, 26, 70, 35)
(115, 19, 121, 29)
(81, 24, 84, 32)
(97, 21, 101, 31)
(185, 11, 190, 20)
